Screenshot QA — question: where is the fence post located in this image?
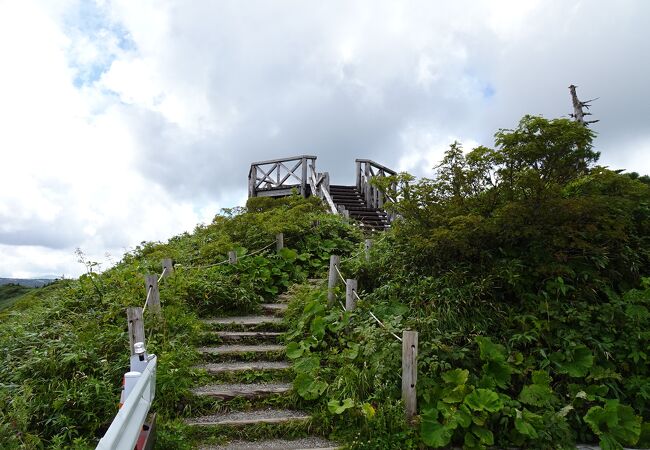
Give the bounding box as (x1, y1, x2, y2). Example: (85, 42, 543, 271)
(228, 251, 238, 264)
(364, 239, 372, 262)
(301, 156, 308, 197)
(345, 279, 357, 311)
(144, 275, 160, 314)
(276, 233, 284, 252)
(161, 258, 173, 278)
(402, 330, 418, 422)
(327, 255, 340, 308)
(126, 307, 145, 356)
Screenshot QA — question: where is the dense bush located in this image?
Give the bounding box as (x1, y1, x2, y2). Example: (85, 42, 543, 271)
(284, 116, 650, 449)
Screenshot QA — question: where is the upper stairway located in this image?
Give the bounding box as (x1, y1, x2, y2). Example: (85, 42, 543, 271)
(248, 156, 396, 231)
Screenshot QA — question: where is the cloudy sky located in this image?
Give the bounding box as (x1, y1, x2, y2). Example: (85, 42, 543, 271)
(1, 0, 649, 278)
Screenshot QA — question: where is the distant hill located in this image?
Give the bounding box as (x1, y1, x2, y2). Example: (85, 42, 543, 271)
(0, 283, 32, 311)
(0, 278, 54, 288)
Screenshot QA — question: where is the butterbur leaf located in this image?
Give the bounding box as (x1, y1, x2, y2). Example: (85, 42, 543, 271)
(555, 345, 593, 377)
(515, 409, 538, 438)
(293, 356, 319, 373)
(327, 398, 354, 414)
(310, 316, 326, 340)
(286, 342, 304, 359)
(531, 370, 552, 387)
(482, 360, 511, 388)
(342, 343, 360, 360)
(584, 400, 641, 447)
(442, 384, 470, 404)
(519, 384, 553, 407)
(476, 336, 506, 362)
(464, 389, 503, 413)
(472, 425, 494, 445)
(421, 408, 454, 448)
(442, 368, 469, 385)
(294, 373, 327, 400)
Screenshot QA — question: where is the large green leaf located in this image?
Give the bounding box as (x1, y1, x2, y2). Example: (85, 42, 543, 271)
(286, 341, 304, 359)
(421, 408, 454, 448)
(475, 336, 506, 362)
(519, 384, 553, 407)
(327, 398, 354, 414)
(464, 389, 503, 413)
(442, 368, 469, 385)
(293, 355, 320, 373)
(584, 400, 641, 447)
(294, 373, 328, 400)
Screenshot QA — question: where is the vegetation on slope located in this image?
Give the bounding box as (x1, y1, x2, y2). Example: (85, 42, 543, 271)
(1, 114, 648, 449)
(284, 116, 650, 449)
(0, 195, 361, 449)
(0, 283, 31, 311)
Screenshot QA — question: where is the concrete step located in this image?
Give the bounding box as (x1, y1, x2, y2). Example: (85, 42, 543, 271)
(202, 316, 282, 326)
(187, 408, 309, 427)
(211, 331, 283, 342)
(198, 344, 285, 356)
(199, 436, 339, 449)
(191, 382, 292, 399)
(261, 303, 288, 315)
(197, 361, 291, 374)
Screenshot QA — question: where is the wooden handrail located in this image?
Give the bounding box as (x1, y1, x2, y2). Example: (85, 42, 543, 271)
(248, 155, 317, 198)
(354, 159, 397, 176)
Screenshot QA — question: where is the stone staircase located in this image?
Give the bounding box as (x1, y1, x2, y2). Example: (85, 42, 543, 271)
(187, 281, 337, 450)
(329, 185, 390, 231)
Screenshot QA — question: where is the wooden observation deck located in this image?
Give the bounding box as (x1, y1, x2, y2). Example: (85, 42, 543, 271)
(248, 155, 396, 230)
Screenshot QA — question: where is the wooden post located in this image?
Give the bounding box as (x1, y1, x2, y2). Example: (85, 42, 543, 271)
(345, 279, 357, 311)
(161, 258, 173, 278)
(228, 251, 238, 264)
(402, 330, 418, 422)
(276, 233, 284, 252)
(364, 164, 371, 206)
(364, 239, 372, 262)
(127, 307, 145, 356)
(356, 160, 362, 190)
(249, 166, 257, 197)
(301, 157, 308, 197)
(144, 275, 160, 314)
(327, 255, 340, 308)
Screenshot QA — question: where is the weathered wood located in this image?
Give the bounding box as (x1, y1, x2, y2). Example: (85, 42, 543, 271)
(301, 156, 308, 197)
(127, 307, 145, 356)
(228, 251, 237, 264)
(144, 275, 161, 314)
(276, 233, 284, 252)
(364, 239, 372, 262)
(569, 85, 599, 126)
(345, 279, 357, 311)
(327, 255, 340, 308)
(161, 258, 173, 278)
(402, 330, 418, 422)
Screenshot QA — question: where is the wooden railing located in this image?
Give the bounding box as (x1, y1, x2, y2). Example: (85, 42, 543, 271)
(308, 164, 337, 214)
(248, 155, 317, 198)
(355, 159, 397, 211)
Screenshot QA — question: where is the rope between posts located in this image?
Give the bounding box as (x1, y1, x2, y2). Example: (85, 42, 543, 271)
(334, 264, 346, 284)
(157, 267, 167, 284)
(142, 285, 153, 313)
(369, 311, 403, 342)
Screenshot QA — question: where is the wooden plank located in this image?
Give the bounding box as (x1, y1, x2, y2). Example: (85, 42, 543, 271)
(250, 155, 317, 166)
(301, 157, 308, 197)
(327, 255, 340, 308)
(144, 275, 160, 315)
(127, 307, 145, 356)
(402, 330, 418, 422)
(276, 233, 284, 252)
(345, 279, 357, 311)
(254, 187, 297, 198)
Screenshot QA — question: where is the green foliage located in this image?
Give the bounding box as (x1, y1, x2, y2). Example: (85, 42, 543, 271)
(0, 283, 31, 311)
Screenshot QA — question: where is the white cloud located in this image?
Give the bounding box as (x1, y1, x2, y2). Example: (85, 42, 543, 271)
(0, 0, 649, 278)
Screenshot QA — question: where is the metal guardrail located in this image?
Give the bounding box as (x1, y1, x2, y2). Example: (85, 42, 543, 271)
(96, 355, 157, 450)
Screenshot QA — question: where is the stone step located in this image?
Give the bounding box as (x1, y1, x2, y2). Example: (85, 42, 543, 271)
(198, 344, 285, 356)
(191, 382, 292, 399)
(197, 361, 291, 374)
(186, 408, 308, 427)
(261, 303, 288, 315)
(202, 316, 282, 326)
(199, 437, 339, 449)
(212, 331, 283, 342)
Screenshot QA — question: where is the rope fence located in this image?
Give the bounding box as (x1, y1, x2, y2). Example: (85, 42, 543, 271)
(327, 237, 417, 422)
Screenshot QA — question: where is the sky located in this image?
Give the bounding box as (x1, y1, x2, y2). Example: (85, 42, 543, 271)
(1, 0, 649, 278)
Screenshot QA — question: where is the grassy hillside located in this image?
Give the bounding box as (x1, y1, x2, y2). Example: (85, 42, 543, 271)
(0, 283, 31, 311)
(0, 115, 648, 449)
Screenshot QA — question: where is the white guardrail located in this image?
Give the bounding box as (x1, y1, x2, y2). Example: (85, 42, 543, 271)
(96, 353, 157, 450)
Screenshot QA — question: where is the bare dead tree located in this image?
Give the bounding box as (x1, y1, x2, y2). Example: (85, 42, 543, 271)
(569, 85, 599, 126)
